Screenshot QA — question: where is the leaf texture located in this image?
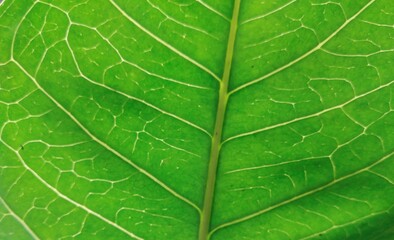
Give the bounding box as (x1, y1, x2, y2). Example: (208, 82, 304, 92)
(0, 0, 393, 239)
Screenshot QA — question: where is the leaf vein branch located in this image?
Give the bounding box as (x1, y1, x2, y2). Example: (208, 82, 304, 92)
(224, 80, 394, 144)
(0, 196, 40, 240)
(63, 37, 211, 137)
(229, 0, 376, 95)
(12, 59, 201, 214)
(0, 140, 144, 240)
(108, 0, 221, 82)
(209, 151, 394, 236)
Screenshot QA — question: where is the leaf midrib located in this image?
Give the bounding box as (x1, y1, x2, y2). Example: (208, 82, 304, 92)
(199, 0, 241, 239)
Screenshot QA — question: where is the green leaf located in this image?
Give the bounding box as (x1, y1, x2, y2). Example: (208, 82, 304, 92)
(1, 0, 393, 239)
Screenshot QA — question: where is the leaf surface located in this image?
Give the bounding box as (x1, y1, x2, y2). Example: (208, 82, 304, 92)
(0, 0, 393, 239)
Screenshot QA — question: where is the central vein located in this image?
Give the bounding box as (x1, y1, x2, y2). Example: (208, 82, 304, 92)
(199, 0, 241, 239)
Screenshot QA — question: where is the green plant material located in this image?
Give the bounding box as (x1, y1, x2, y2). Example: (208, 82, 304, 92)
(1, 0, 393, 239)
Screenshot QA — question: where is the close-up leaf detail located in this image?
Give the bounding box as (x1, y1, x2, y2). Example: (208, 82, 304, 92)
(0, 0, 393, 239)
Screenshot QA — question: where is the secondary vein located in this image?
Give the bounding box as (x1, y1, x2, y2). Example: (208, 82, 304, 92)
(199, 0, 241, 239)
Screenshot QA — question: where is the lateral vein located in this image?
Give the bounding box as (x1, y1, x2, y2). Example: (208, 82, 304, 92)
(209, 151, 394, 236)
(0, 197, 40, 240)
(0, 140, 143, 240)
(109, 0, 221, 82)
(12, 59, 200, 214)
(229, 0, 376, 95)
